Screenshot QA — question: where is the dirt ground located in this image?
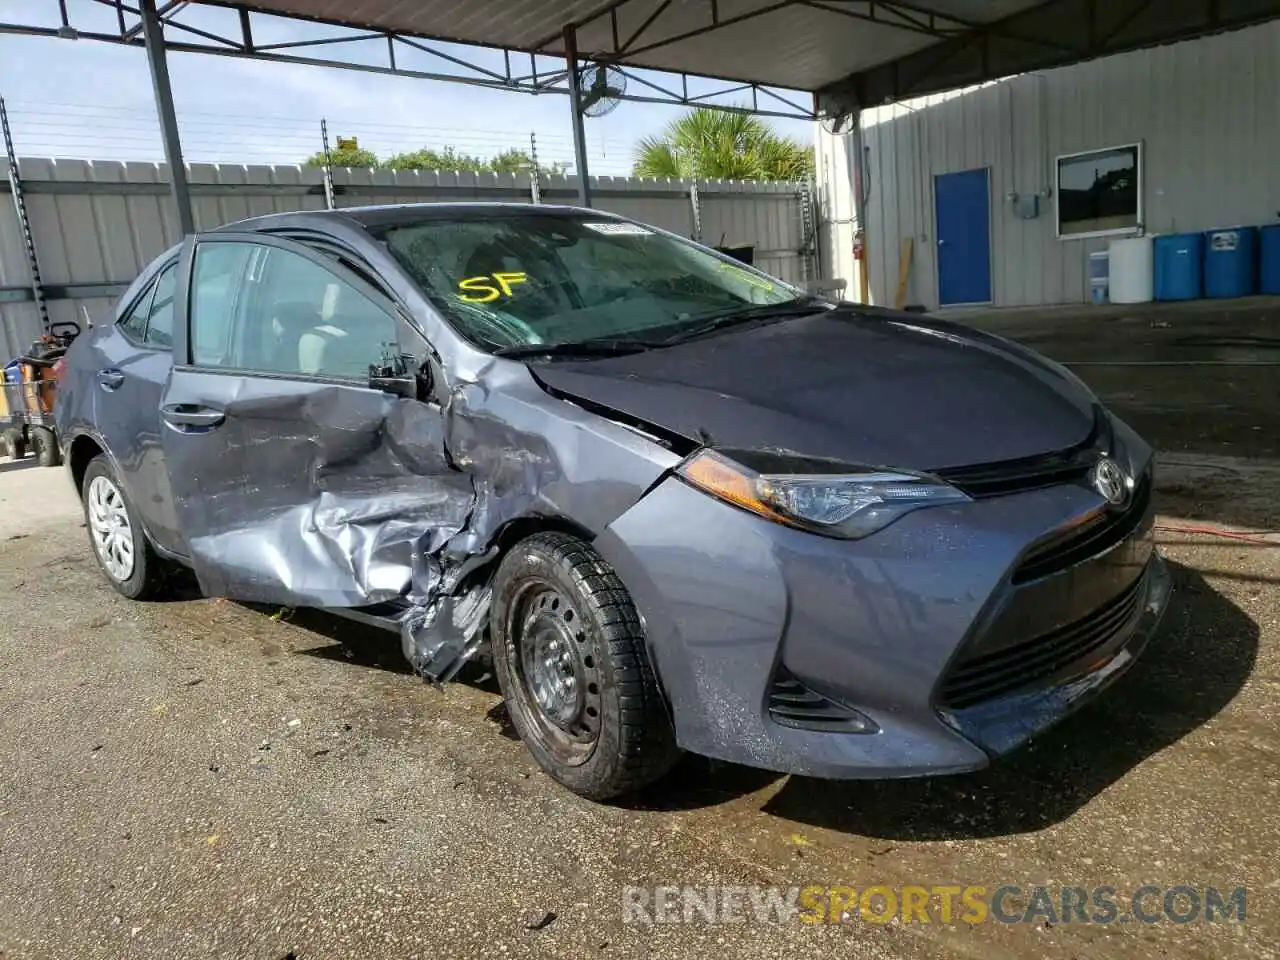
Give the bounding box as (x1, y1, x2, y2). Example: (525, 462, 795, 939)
(1, 297, 1277, 960)
(0, 426, 1277, 959)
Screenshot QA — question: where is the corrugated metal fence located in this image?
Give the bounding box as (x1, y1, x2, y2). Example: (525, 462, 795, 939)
(0, 158, 815, 363)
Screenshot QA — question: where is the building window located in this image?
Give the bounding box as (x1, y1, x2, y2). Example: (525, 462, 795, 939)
(1056, 144, 1141, 238)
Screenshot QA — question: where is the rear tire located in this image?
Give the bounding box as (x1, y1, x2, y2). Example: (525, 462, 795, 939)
(491, 531, 680, 800)
(81, 454, 172, 600)
(31, 426, 60, 467)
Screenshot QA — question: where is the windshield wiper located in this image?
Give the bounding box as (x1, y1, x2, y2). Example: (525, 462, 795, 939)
(660, 297, 829, 345)
(493, 337, 660, 359)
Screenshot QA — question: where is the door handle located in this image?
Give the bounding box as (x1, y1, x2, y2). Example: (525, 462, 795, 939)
(161, 403, 225, 430)
(97, 369, 125, 390)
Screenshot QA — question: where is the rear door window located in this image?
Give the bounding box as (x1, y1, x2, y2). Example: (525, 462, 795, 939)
(119, 280, 156, 341)
(142, 264, 177, 347)
(118, 262, 178, 347)
(189, 242, 255, 367)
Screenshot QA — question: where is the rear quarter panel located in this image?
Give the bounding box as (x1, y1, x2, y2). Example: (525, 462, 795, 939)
(54, 328, 107, 468)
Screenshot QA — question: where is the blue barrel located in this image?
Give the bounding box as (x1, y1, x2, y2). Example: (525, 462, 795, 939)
(1203, 226, 1259, 298)
(1260, 225, 1280, 295)
(1154, 233, 1204, 301)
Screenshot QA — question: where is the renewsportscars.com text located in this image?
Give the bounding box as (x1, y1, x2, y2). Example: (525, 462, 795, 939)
(622, 884, 1247, 926)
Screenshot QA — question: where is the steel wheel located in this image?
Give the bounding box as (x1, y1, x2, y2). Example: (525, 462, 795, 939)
(87, 474, 135, 583)
(491, 532, 680, 799)
(508, 578, 602, 767)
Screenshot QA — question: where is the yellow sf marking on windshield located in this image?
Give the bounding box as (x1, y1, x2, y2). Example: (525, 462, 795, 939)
(458, 271, 528, 302)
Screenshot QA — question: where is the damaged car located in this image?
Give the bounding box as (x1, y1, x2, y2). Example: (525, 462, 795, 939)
(56, 204, 1171, 800)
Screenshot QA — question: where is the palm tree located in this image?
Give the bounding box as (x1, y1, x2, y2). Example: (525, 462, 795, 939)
(633, 108, 813, 182)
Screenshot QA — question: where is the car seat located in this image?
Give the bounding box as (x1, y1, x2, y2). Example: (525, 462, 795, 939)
(267, 301, 324, 374)
(298, 323, 372, 379)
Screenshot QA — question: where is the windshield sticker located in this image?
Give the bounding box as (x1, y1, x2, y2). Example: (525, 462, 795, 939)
(718, 261, 775, 292)
(583, 222, 653, 236)
(458, 271, 528, 302)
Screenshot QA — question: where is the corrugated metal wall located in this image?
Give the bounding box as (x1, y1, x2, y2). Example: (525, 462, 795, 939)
(0, 160, 810, 364)
(816, 20, 1280, 310)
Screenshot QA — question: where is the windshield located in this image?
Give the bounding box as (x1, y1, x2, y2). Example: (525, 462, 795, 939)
(378, 213, 807, 351)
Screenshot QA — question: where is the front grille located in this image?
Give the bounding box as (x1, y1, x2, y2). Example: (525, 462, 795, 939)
(767, 670, 875, 733)
(935, 408, 1107, 498)
(1013, 471, 1152, 584)
(939, 571, 1147, 709)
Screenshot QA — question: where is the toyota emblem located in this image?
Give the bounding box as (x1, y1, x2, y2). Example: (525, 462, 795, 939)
(1092, 456, 1130, 506)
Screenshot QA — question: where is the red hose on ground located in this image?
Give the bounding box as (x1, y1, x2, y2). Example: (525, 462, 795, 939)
(1154, 522, 1278, 546)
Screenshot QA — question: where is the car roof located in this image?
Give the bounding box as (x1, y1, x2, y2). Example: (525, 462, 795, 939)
(213, 202, 623, 235)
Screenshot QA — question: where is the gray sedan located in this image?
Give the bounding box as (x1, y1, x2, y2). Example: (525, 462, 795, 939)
(56, 204, 1171, 799)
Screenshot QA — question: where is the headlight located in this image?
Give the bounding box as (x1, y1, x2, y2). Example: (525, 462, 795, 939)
(676, 449, 970, 539)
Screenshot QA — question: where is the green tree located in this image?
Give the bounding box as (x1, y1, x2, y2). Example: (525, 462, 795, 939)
(384, 145, 568, 177)
(633, 107, 813, 182)
(384, 145, 488, 172)
(487, 148, 569, 177)
(302, 145, 379, 169)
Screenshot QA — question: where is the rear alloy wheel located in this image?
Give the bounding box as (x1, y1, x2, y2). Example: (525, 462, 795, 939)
(81, 454, 171, 600)
(491, 531, 680, 800)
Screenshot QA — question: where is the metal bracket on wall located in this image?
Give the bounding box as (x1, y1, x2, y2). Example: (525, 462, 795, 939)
(798, 179, 820, 284)
(319, 117, 336, 210)
(529, 132, 542, 205)
(0, 95, 50, 331)
(689, 181, 702, 241)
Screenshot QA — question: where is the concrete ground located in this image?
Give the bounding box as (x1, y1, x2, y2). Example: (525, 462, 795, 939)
(1, 299, 1277, 959)
(955, 295, 1280, 466)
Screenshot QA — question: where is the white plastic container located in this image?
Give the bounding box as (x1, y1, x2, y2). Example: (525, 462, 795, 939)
(1107, 237, 1154, 304)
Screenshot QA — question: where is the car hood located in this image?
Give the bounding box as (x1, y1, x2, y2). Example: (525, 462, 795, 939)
(529, 307, 1098, 471)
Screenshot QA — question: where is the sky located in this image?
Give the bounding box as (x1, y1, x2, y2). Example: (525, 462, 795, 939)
(0, 0, 814, 176)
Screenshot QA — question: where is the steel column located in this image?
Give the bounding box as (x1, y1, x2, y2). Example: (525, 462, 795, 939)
(139, 0, 194, 236)
(562, 24, 592, 208)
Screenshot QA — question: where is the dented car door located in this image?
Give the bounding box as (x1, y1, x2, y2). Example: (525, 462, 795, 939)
(160, 232, 474, 609)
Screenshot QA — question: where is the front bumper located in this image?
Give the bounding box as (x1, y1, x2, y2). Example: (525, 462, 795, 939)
(594, 443, 1172, 780)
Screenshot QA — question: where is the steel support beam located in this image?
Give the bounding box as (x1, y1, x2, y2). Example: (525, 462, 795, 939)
(563, 25, 592, 208)
(139, 0, 194, 236)
(0, 6, 819, 120)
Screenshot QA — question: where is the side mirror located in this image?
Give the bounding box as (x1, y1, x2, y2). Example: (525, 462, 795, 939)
(369, 353, 431, 401)
(369, 370, 417, 398)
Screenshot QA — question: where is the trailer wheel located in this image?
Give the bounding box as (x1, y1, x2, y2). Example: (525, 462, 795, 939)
(31, 426, 61, 467)
(3, 428, 26, 461)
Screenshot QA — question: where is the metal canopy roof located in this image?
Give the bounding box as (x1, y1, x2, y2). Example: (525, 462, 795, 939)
(5, 0, 1280, 246)
(215, 0, 1280, 113)
(218, 0, 1039, 92)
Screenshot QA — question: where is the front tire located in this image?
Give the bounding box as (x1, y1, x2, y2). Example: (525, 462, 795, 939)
(81, 454, 171, 600)
(491, 532, 680, 800)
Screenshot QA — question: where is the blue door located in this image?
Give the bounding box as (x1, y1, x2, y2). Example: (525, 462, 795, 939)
(934, 168, 992, 306)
